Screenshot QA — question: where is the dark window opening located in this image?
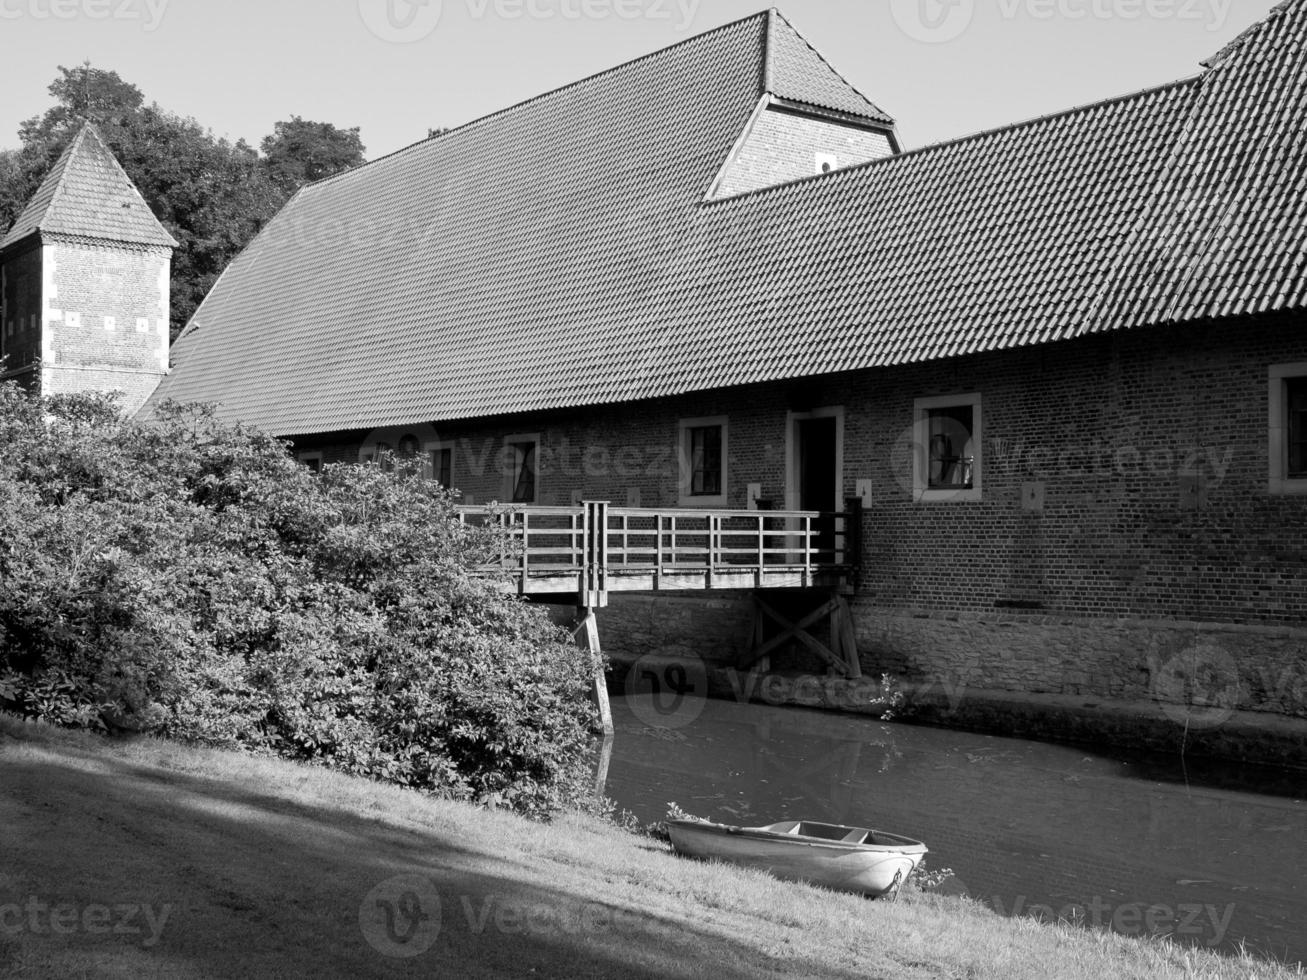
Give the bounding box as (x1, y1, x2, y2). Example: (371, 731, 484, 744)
(1288, 379, 1307, 479)
(927, 406, 975, 490)
(690, 425, 723, 497)
(510, 442, 536, 503)
(433, 447, 453, 488)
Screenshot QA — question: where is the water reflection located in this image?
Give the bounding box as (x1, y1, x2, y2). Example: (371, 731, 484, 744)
(604, 695, 1307, 966)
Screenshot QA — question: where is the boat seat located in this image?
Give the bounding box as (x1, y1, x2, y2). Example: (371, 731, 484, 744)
(841, 828, 872, 844)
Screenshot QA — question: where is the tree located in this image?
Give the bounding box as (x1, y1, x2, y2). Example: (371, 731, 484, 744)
(0, 66, 367, 341)
(0, 384, 603, 816)
(261, 116, 366, 194)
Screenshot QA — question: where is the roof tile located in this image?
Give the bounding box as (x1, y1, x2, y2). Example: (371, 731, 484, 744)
(1, 124, 177, 251)
(150, 2, 1307, 436)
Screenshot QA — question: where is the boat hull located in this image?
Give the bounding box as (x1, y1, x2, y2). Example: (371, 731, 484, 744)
(667, 819, 927, 898)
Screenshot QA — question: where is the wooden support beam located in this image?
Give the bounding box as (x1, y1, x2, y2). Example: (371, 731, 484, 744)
(837, 595, 862, 679)
(594, 733, 614, 798)
(738, 595, 848, 676)
(576, 606, 613, 736)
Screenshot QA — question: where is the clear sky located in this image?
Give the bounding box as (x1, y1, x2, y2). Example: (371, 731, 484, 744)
(0, 0, 1283, 158)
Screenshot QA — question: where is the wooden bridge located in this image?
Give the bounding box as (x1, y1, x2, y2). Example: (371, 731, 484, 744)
(456, 501, 864, 735)
(456, 501, 861, 604)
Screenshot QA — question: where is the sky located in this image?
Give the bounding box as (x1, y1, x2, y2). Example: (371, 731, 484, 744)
(0, 0, 1285, 159)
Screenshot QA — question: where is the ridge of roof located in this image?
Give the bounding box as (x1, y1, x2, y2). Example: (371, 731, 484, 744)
(0, 122, 177, 252)
(763, 8, 894, 125)
(1202, 0, 1302, 67)
(302, 9, 776, 197)
(701, 73, 1203, 209)
(148, 0, 1307, 435)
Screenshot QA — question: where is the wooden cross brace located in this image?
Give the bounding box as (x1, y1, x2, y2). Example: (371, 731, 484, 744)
(738, 595, 850, 675)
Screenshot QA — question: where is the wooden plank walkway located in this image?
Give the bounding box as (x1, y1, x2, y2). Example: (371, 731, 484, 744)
(456, 501, 860, 603)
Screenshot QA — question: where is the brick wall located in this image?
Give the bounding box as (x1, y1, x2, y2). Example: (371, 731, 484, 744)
(1, 239, 170, 414)
(712, 105, 895, 199)
(291, 310, 1307, 715)
(42, 240, 170, 415)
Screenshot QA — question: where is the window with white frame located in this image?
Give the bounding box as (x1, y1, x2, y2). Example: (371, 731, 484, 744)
(913, 394, 982, 502)
(679, 417, 728, 506)
(504, 435, 540, 504)
(1269, 364, 1307, 494)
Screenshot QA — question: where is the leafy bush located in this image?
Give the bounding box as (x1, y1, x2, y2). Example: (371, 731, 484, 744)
(0, 384, 602, 816)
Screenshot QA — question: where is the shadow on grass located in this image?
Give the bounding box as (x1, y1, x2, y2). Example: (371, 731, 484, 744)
(0, 726, 878, 980)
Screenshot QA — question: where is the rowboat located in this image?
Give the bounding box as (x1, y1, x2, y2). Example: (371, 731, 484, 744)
(667, 818, 927, 898)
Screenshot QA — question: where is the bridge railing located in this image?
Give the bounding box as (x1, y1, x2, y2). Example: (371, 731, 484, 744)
(455, 501, 861, 595)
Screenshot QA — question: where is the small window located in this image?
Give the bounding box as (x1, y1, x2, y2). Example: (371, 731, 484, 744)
(1269, 365, 1307, 493)
(815, 152, 838, 175)
(679, 417, 729, 506)
(426, 441, 455, 489)
(913, 394, 982, 503)
(690, 426, 723, 496)
(297, 452, 323, 473)
(504, 435, 540, 504)
(1287, 379, 1307, 479)
(927, 405, 975, 490)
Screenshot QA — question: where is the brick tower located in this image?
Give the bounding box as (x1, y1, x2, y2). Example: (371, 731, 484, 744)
(0, 123, 176, 415)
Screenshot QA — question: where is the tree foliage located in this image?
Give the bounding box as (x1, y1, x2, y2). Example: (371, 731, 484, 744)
(0, 385, 602, 817)
(261, 116, 366, 194)
(0, 65, 367, 341)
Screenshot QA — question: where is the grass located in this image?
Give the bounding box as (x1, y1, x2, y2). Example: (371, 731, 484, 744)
(0, 714, 1302, 980)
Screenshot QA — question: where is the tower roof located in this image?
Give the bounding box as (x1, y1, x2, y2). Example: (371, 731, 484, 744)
(0, 123, 177, 252)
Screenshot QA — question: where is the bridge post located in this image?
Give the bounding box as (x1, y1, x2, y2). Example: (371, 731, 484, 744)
(575, 604, 613, 736)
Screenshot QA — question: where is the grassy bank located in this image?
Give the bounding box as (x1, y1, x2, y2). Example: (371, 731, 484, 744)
(0, 715, 1299, 980)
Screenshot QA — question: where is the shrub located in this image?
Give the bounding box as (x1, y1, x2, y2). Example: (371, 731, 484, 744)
(0, 384, 602, 816)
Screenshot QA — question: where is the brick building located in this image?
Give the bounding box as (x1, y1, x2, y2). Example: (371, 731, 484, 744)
(145, 7, 1307, 737)
(0, 123, 175, 415)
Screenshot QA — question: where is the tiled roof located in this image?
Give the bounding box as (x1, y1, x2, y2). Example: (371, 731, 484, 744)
(150, 3, 1307, 436)
(1, 124, 177, 252)
(764, 10, 894, 124)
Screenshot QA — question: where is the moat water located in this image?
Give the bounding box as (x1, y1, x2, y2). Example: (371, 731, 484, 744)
(603, 695, 1307, 966)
